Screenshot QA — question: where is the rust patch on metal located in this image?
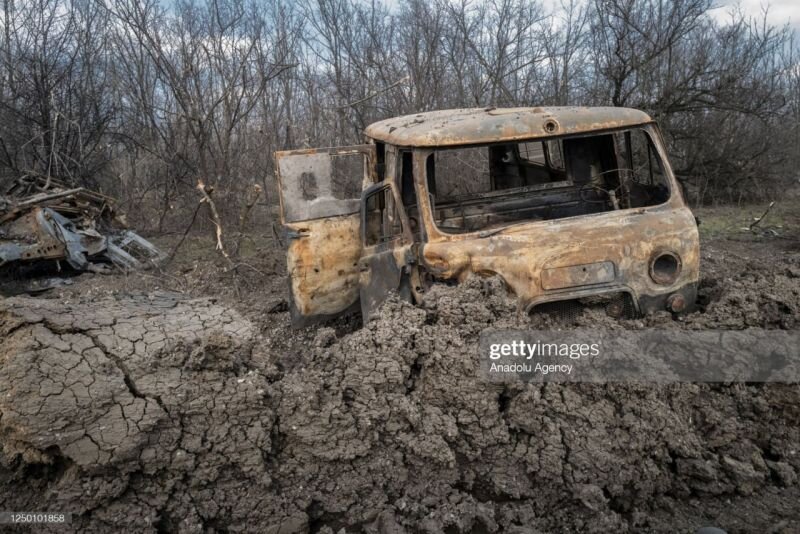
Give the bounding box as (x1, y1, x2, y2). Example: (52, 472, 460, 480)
(286, 214, 361, 318)
(418, 204, 700, 314)
(365, 106, 652, 148)
(541, 261, 616, 290)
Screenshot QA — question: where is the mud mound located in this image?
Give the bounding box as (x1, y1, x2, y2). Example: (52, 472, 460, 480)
(0, 294, 283, 531)
(1, 276, 798, 532)
(679, 266, 800, 329)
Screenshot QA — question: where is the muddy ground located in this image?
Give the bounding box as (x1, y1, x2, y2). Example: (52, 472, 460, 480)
(0, 209, 799, 533)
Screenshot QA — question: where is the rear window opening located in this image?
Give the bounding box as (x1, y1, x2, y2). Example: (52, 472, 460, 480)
(426, 127, 670, 234)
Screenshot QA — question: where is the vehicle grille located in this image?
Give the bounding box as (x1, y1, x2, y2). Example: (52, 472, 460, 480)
(531, 292, 638, 321)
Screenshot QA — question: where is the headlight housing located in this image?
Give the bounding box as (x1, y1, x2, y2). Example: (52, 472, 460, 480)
(649, 252, 681, 285)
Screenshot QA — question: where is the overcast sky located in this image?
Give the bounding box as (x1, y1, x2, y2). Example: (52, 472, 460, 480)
(711, 0, 800, 32)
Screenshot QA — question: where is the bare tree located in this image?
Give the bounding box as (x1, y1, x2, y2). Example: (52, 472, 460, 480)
(2, 0, 797, 238)
(539, 0, 591, 105)
(0, 0, 115, 190)
(107, 0, 297, 249)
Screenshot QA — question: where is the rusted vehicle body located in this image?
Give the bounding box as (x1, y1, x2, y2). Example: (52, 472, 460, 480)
(275, 107, 699, 327)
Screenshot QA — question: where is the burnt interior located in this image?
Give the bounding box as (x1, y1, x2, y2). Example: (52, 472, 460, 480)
(420, 128, 671, 234)
(363, 186, 402, 246)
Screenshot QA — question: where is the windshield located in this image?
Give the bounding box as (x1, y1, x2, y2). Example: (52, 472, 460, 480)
(423, 127, 671, 234)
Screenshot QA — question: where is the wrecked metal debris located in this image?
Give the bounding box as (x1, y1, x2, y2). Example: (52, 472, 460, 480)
(0, 176, 164, 274)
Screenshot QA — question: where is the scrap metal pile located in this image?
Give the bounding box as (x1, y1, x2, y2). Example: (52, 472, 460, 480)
(0, 176, 164, 276)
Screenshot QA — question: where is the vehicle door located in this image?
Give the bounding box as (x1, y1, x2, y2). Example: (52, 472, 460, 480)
(275, 145, 376, 327)
(358, 180, 416, 321)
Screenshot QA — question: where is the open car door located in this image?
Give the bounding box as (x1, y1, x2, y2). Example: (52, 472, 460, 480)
(275, 145, 376, 327)
(358, 180, 417, 322)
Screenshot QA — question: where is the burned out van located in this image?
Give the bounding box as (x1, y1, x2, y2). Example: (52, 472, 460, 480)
(275, 107, 699, 327)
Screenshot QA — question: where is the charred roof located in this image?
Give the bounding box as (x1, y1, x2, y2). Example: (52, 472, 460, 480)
(364, 106, 653, 148)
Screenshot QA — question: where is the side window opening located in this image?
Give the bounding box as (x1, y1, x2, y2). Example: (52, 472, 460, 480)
(364, 187, 402, 247)
(400, 151, 421, 239)
(425, 153, 436, 197)
(277, 147, 370, 223)
(423, 128, 671, 234)
(330, 153, 365, 199)
(401, 151, 416, 206)
(375, 142, 385, 182)
(614, 130, 669, 207)
(518, 142, 546, 164)
(546, 140, 564, 170)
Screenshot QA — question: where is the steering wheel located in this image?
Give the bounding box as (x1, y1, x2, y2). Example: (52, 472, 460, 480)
(578, 168, 638, 209)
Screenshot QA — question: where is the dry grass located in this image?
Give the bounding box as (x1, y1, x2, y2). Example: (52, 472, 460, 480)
(693, 201, 800, 240)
